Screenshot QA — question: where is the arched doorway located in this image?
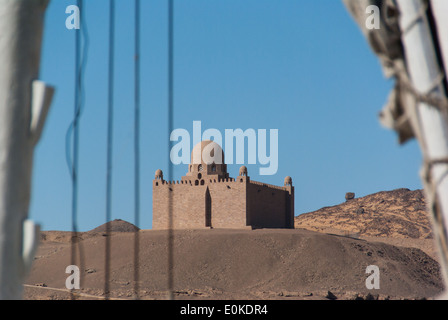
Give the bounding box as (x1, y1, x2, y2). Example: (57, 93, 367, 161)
(205, 187, 211, 227)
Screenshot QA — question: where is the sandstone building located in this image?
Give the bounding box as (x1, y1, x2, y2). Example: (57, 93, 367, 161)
(153, 140, 294, 229)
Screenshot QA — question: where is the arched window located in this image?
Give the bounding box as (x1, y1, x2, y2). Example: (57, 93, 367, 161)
(211, 164, 216, 172)
(198, 164, 203, 172)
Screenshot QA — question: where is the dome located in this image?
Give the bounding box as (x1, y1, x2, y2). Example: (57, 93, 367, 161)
(155, 169, 163, 180)
(191, 140, 225, 165)
(239, 166, 248, 176)
(183, 140, 229, 180)
(284, 176, 292, 186)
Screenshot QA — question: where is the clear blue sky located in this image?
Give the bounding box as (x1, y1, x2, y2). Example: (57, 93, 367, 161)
(31, 0, 423, 231)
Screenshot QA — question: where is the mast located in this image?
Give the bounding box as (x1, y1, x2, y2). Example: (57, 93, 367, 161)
(0, 0, 53, 299)
(430, 1, 448, 89)
(343, 0, 448, 296)
(395, 0, 448, 291)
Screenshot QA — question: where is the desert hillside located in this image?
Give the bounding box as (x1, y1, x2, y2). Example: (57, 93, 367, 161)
(25, 227, 443, 300)
(295, 188, 432, 239)
(24, 188, 445, 300)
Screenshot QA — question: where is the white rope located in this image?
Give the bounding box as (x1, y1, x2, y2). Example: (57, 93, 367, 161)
(396, 70, 448, 113)
(399, 0, 428, 35)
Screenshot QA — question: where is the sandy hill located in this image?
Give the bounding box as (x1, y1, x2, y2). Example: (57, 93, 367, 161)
(39, 219, 140, 243)
(24, 188, 445, 300)
(26, 228, 443, 300)
(89, 219, 140, 233)
(295, 188, 432, 240)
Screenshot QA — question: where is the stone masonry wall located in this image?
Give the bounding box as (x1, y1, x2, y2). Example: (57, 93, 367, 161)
(247, 181, 294, 228)
(153, 177, 294, 230)
(153, 178, 248, 229)
(152, 181, 207, 229)
(207, 179, 247, 228)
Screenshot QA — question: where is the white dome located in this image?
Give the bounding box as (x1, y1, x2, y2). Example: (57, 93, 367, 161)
(191, 140, 224, 165)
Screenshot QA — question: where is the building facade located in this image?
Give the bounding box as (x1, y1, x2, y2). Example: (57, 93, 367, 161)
(153, 140, 294, 229)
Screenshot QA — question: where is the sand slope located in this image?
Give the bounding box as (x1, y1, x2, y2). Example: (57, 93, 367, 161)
(25, 227, 443, 300)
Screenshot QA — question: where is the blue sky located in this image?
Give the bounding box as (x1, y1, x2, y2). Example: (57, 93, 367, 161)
(31, 0, 423, 231)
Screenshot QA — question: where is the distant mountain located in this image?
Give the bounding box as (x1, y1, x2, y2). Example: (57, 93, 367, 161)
(295, 188, 433, 239)
(89, 219, 140, 233)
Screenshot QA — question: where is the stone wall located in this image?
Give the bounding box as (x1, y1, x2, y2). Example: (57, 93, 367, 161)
(247, 181, 294, 228)
(207, 178, 247, 228)
(153, 178, 248, 229)
(152, 180, 208, 229)
(152, 177, 294, 230)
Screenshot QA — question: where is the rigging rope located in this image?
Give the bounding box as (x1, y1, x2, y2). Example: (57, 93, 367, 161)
(133, 0, 141, 300)
(64, 0, 169, 300)
(104, 0, 115, 300)
(167, 0, 175, 300)
(67, 0, 88, 300)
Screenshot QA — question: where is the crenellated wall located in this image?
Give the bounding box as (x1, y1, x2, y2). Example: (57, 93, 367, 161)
(247, 181, 294, 228)
(152, 176, 294, 230)
(207, 178, 248, 228)
(152, 180, 207, 229)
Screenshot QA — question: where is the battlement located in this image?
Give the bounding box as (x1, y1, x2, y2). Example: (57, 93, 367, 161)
(153, 176, 291, 193)
(249, 180, 289, 191)
(153, 176, 249, 187)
